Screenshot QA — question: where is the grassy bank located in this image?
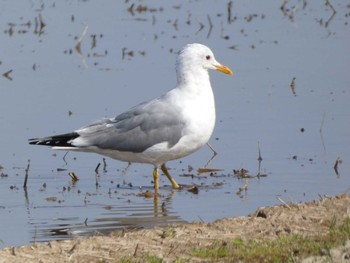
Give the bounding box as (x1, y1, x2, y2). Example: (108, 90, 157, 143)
(119, 217, 350, 262)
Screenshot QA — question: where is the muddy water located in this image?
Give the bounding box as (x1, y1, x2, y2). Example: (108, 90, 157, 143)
(0, 1, 349, 248)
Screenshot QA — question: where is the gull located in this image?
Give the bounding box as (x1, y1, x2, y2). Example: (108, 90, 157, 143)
(29, 43, 233, 191)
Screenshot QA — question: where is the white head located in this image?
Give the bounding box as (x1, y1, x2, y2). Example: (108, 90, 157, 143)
(176, 43, 232, 83)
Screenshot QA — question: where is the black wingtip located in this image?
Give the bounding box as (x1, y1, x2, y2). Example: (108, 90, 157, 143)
(28, 138, 39, 145)
(28, 132, 80, 147)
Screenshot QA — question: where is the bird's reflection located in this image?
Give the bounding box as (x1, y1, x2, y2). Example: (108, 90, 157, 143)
(32, 187, 185, 243)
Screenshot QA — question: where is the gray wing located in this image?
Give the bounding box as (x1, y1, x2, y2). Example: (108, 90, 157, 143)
(76, 98, 186, 153)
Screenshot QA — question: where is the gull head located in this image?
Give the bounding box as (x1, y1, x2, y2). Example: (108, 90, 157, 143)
(176, 43, 233, 78)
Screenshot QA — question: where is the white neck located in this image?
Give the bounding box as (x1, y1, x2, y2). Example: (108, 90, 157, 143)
(176, 64, 211, 91)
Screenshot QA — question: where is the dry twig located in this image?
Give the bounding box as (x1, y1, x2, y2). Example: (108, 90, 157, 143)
(75, 25, 88, 68)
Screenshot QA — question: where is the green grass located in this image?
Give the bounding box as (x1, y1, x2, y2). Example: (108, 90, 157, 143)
(117, 217, 350, 262)
(192, 217, 350, 262)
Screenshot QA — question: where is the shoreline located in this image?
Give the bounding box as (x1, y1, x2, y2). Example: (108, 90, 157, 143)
(1, 193, 349, 262)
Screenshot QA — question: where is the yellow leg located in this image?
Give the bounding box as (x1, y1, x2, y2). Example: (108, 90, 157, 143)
(161, 164, 180, 189)
(153, 167, 159, 191)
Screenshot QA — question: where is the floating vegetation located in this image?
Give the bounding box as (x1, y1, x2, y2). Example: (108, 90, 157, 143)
(2, 69, 13, 81)
(137, 190, 154, 198)
(257, 141, 263, 161)
(68, 172, 79, 183)
(46, 196, 64, 203)
(187, 185, 199, 194)
(290, 77, 296, 96)
(23, 160, 30, 189)
(197, 168, 224, 174)
(333, 157, 342, 177)
(233, 168, 251, 179)
(33, 14, 46, 36)
(127, 3, 163, 16)
(75, 25, 88, 68)
(4, 14, 45, 37)
(324, 0, 337, 28)
(0, 165, 8, 178)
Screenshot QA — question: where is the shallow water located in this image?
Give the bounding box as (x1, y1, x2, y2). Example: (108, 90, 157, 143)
(0, 0, 349, 248)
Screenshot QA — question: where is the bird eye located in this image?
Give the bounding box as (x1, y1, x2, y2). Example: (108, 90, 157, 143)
(206, 55, 211, 60)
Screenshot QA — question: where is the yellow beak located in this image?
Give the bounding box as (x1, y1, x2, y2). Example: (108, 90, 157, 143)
(215, 64, 233, 75)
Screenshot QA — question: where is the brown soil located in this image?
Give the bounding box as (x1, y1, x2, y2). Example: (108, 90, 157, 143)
(1, 194, 349, 263)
